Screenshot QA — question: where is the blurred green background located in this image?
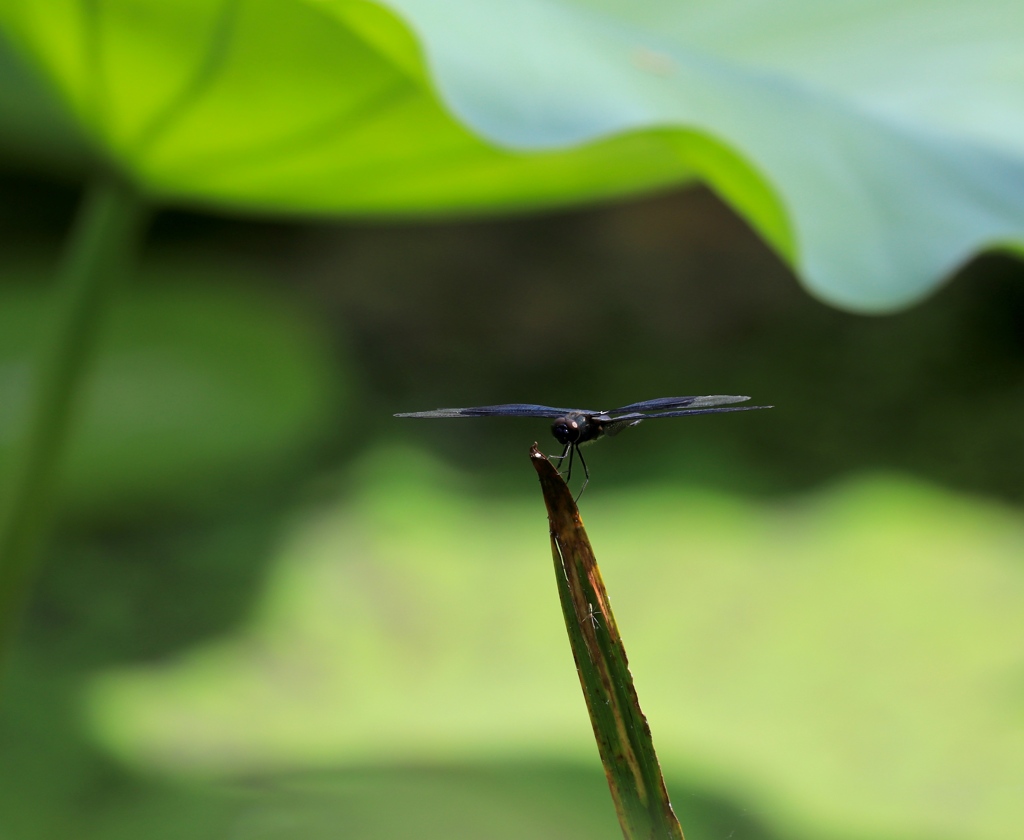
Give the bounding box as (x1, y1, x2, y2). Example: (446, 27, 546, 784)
(2, 3, 1024, 840)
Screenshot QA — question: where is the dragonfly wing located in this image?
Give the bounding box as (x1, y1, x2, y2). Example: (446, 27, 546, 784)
(602, 413, 645, 437)
(632, 405, 772, 420)
(602, 397, 749, 415)
(395, 403, 576, 419)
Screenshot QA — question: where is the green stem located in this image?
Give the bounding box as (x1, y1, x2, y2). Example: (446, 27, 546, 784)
(0, 177, 148, 659)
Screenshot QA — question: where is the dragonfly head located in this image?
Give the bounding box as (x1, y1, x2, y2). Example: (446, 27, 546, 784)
(551, 415, 582, 445)
(551, 413, 597, 445)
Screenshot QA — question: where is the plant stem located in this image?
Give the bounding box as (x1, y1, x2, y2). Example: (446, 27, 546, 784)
(530, 445, 685, 840)
(0, 177, 148, 660)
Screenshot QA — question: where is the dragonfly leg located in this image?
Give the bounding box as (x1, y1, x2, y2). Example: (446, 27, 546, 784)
(574, 445, 590, 502)
(562, 443, 576, 484)
(550, 442, 571, 464)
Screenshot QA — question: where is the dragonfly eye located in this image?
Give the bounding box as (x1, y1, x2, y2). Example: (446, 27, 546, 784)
(551, 420, 578, 444)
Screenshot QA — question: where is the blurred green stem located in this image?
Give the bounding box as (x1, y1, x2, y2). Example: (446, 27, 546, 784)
(0, 177, 148, 660)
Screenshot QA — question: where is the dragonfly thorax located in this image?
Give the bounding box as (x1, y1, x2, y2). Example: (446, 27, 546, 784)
(551, 413, 604, 446)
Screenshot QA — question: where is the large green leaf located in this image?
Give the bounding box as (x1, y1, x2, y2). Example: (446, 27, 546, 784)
(88, 456, 1024, 840)
(383, 0, 1024, 310)
(0, 1, 698, 214)
(2, 1, 1023, 310)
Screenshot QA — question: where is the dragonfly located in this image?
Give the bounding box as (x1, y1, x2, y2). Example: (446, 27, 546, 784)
(395, 395, 771, 497)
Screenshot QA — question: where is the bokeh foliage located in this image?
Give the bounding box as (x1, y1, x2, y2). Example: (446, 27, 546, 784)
(1, 2, 1023, 840)
(88, 459, 1024, 840)
(0, 260, 337, 520)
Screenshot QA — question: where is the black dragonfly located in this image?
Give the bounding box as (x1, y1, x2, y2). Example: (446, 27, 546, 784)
(395, 395, 771, 497)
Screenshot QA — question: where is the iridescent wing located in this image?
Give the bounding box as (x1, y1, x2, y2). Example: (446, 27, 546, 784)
(605, 395, 751, 415)
(395, 403, 587, 419)
(602, 400, 771, 436)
